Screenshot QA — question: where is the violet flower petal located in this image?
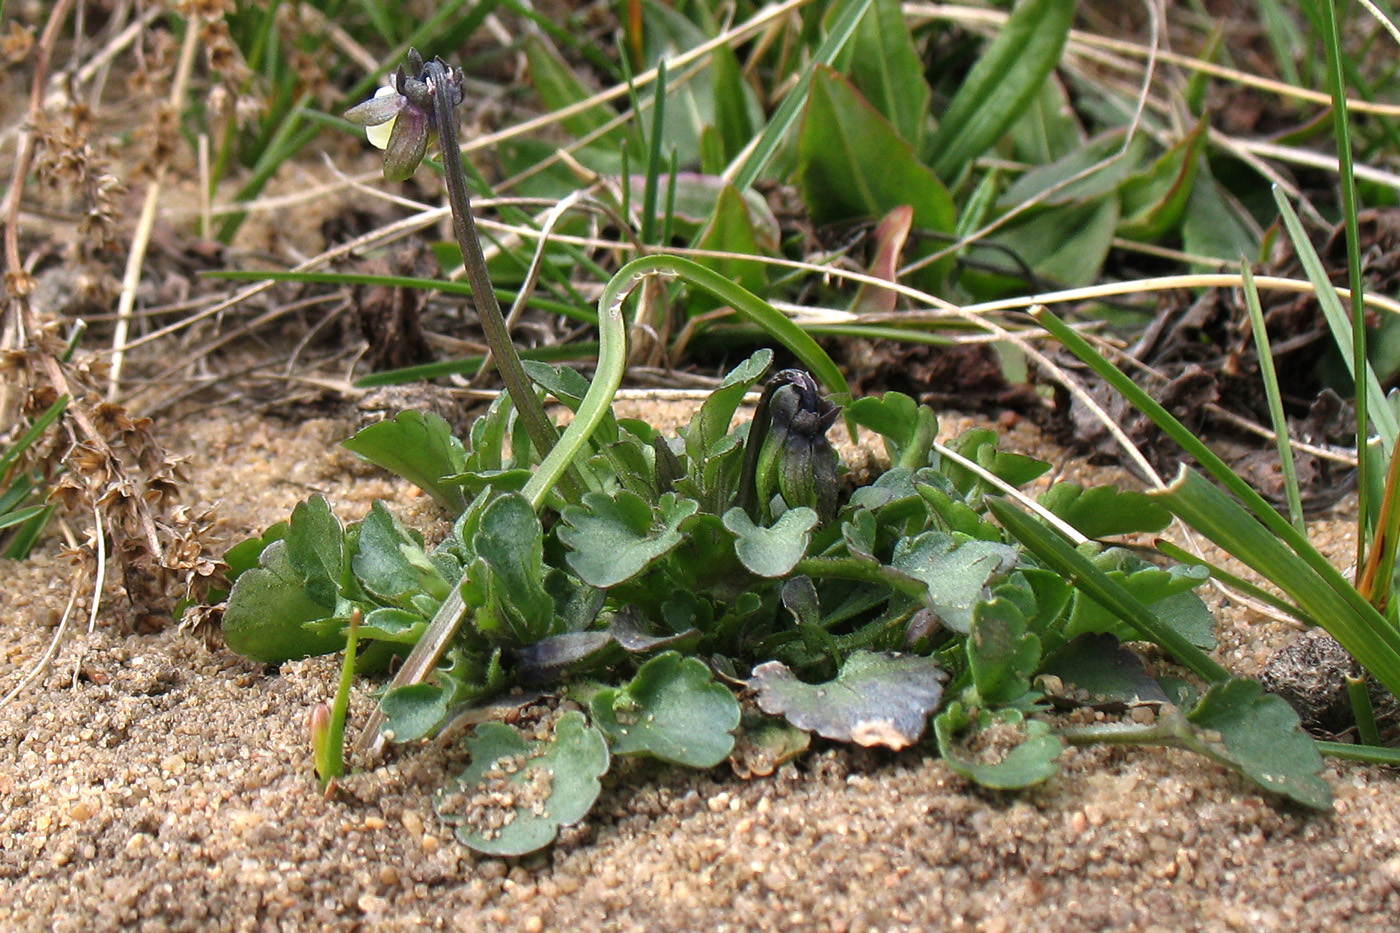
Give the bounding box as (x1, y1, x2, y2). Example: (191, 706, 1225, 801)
(381, 104, 429, 182)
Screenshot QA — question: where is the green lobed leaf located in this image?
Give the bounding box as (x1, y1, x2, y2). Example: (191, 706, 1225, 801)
(934, 702, 1062, 789)
(379, 682, 450, 743)
(352, 501, 451, 609)
(437, 710, 610, 857)
(750, 651, 947, 750)
(722, 506, 819, 578)
(342, 411, 468, 512)
(560, 491, 697, 588)
(590, 652, 740, 768)
(222, 496, 351, 663)
(1040, 633, 1170, 708)
(968, 595, 1042, 706)
(686, 350, 773, 459)
(1185, 681, 1329, 809)
(890, 531, 1019, 634)
(473, 493, 556, 642)
(730, 710, 812, 779)
(1038, 482, 1172, 538)
(1064, 556, 1216, 649)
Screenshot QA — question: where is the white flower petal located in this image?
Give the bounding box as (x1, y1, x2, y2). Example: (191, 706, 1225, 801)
(367, 116, 396, 149)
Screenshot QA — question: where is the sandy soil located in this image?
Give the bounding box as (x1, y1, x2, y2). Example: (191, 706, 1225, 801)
(3, 401, 1399, 932)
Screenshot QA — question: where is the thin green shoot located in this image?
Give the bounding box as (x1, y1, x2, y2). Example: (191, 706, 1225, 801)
(315, 606, 361, 795)
(1347, 675, 1382, 746)
(1319, 0, 1372, 571)
(1240, 260, 1304, 532)
(640, 60, 668, 245)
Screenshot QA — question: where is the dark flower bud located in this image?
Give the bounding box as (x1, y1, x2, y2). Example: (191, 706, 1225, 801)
(343, 48, 465, 182)
(750, 370, 841, 522)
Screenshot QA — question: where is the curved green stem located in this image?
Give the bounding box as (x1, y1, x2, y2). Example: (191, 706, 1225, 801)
(607, 255, 852, 406)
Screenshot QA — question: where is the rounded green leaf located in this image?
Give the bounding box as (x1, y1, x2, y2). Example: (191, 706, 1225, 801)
(750, 651, 947, 750)
(722, 507, 818, 578)
(591, 652, 740, 768)
(436, 710, 609, 857)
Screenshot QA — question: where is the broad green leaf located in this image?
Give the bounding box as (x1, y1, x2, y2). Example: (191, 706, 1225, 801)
(998, 129, 1147, 209)
(343, 411, 468, 511)
(797, 66, 956, 284)
(437, 710, 610, 856)
(223, 496, 350, 663)
(1118, 118, 1209, 241)
(934, 702, 1062, 789)
(968, 595, 1041, 706)
(1037, 482, 1172, 538)
(1005, 73, 1083, 164)
(730, 0, 875, 191)
(379, 682, 450, 742)
(926, 0, 1076, 180)
(694, 182, 770, 299)
(559, 490, 697, 587)
(961, 197, 1119, 297)
(750, 651, 947, 750)
(843, 0, 931, 149)
(353, 501, 451, 608)
(891, 531, 1019, 633)
(524, 36, 629, 147)
(590, 652, 740, 767)
(722, 507, 818, 578)
(473, 493, 555, 640)
(1040, 633, 1170, 707)
(1181, 167, 1258, 267)
(1184, 679, 1330, 809)
(710, 40, 761, 164)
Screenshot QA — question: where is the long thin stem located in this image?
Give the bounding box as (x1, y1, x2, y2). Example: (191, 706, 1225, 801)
(425, 60, 563, 470)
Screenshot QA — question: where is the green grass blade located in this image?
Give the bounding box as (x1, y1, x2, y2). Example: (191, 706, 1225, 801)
(608, 255, 851, 407)
(728, 0, 874, 192)
(640, 61, 667, 245)
(354, 343, 600, 388)
(925, 0, 1075, 181)
(985, 496, 1230, 683)
(1240, 261, 1304, 532)
(1316, 739, 1400, 766)
(205, 269, 596, 324)
(1154, 467, 1400, 698)
(0, 395, 68, 477)
(1033, 306, 1325, 554)
(1319, 0, 1371, 483)
(1154, 539, 1318, 627)
(1272, 188, 1397, 453)
(520, 260, 628, 510)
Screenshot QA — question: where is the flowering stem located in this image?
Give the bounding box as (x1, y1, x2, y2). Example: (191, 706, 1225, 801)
(425, 60, 564, 474)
